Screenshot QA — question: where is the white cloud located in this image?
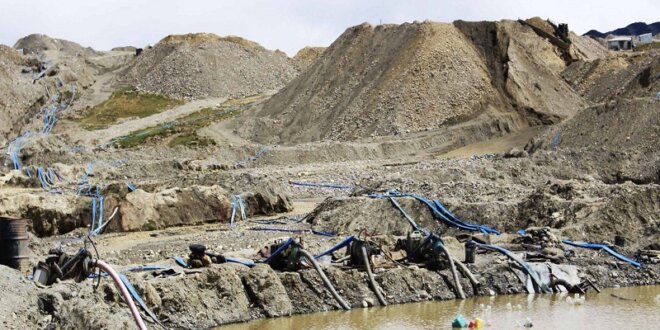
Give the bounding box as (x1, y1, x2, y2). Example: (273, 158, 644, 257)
(0, 0, 657, 55)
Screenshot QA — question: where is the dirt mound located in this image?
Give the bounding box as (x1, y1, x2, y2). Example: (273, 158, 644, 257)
(558, 98, 658, 152)
(237, 20, 586, 144)
(292, 46, 325, 71)
(14, 34, 99, 56)
(309, 197, 441, 235)
(569, 32, 609, 61)
(119, 33, 298, 99)
(552, 98, 659, 183)
(562, 50, 660, 102)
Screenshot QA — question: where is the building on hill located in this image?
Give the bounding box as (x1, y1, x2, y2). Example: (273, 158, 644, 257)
(636, 33, 653, 45)
(607, 36, 633, 50)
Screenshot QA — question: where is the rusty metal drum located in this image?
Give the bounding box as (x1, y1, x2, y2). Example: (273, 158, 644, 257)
(0, 217, 29, 273)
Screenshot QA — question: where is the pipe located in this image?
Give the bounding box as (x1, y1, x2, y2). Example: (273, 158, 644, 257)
(436, 243, 465, 299)
(361, 246, 388, 306)
(92, 259, 147, 330)
(300, 249, 351, 311)
(452, 258, 479, 288)
(475, 243, 551, 294)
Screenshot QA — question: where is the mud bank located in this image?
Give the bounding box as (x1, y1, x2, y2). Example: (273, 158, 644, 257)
(2, 247, 657, 329)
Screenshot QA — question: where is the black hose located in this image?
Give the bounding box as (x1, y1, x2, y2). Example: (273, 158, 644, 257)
(437, 244, 465, 299)
(452, 258, 479, 286)
(300, 249, 351, 310)
(361, 246, 388, 306)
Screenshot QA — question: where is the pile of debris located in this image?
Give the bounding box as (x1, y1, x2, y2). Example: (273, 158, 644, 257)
(119, 33, 299, 99)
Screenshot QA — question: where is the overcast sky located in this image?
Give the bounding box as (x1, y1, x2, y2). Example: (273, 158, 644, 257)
(1, 0, 658, 55)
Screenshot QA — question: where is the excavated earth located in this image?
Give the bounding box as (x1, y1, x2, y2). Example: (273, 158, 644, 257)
(0, 18, 659, 329)
(119, 33, 299, 99)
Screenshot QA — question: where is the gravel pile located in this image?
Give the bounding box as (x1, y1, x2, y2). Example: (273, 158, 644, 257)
(562, 50, 660, 102)
(292, 46, 325, 71)
(0, 45, 42, 145)
(120, 33, 299, 99)
(14, 34, 99, 56)
(237, 20, 587, 144)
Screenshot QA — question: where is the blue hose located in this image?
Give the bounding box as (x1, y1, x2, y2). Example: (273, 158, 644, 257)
(388, 197, 429, 234)
(173, 256, 189, 268)
(290, 181, 353, 190)
(118, 273, 162, 325)
(263, 238, 294, 264)
(476, 242, 551, 294)
(235, 146, 269, 167)
(230, 195, 237, 228)
(372, 190, 500, 235)
(225, 256, 256, 267)
(562, 240, 641, 267)
(314, 236, 354, 259)
(248, 227, 335, 237)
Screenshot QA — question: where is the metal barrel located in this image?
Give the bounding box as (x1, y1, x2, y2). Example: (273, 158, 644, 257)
(0, 217, 29, 273)
(614, 235, 625, 248)
(464, 239, 477, 264)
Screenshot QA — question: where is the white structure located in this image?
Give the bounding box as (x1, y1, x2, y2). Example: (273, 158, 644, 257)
(607, 36, 633, 50)
(636, 33, 653, 45)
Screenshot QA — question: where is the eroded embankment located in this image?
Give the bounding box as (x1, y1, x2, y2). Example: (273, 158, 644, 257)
(4, 250, 657, 329)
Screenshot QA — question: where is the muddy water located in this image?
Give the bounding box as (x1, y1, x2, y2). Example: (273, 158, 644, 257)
(221, 286, 660, 329)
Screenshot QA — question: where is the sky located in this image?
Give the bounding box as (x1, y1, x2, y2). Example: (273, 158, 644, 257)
(0, 0, 658, 55)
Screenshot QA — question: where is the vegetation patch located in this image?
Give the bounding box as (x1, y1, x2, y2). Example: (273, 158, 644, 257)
(112, 94, 267, 148)
(77, 85, 183, 130)
(634, 42, 660, 52)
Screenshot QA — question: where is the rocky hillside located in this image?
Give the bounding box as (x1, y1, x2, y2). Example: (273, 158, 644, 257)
(585, 22, 660, 38)
(14, 34, 99, 56)
(237, 20, 591, 144)
(119, 33, 299, 99)
(0, 45, 43, 145)
(562, 50, 660, 102)
(292, 46, 325, 71)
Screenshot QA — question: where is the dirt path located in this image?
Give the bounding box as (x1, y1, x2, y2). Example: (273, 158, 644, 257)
(73, 97, 226, 144)
(438, 126, 545, 159)
(198, 119, 254, 146)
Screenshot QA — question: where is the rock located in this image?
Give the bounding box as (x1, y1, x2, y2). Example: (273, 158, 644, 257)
(240, 185, 293, 216)
(504, 148, 528, 158)
(243, 264, 293, 317)
(142, 283, 161, 308)
(364, 297, 375, 307)
(117, 185, 231, 231)
(153, 265, 251, 328)
(0, 189, 89, 237)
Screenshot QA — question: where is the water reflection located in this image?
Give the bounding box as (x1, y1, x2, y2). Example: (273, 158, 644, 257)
(220, 286, 660, 329)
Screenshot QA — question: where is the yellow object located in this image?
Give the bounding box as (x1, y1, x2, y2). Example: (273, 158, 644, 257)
(474, 318, 483, 329)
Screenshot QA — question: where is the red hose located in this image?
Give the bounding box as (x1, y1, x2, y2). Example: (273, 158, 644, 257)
(92, 259, 148, 330)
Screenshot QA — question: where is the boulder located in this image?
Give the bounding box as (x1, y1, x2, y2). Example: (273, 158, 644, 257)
(243, 264, 293, 317)
(116, 185, 231, 231)
(240, 185, 292, 216)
